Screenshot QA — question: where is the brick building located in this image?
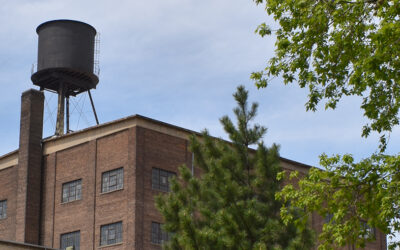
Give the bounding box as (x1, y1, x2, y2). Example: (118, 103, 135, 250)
(0, 89, 388, 250)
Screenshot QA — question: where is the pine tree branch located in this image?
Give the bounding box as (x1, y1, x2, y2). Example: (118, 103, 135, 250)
(231, 201, 257, 247)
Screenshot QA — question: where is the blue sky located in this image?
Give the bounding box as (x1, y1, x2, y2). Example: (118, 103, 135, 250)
(0, 0, 399, 167)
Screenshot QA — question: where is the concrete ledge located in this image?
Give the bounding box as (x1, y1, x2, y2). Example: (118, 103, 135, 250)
(40, 114, 313, 173)
(0, 150, 18, 171)
(0, 239, 58, 249)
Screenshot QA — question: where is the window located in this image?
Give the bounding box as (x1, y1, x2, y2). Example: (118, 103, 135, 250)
(62, 179, 82, 203)
(324, 213, 334, 223)
(100, 222, 123, 246)
(152, 168, 176, 192)
(60, 231, 80, 250)
(102, 168, 123, 193)
(360, 221, 376, 239)
(0, 200, 6, 219)
(151, 222, 172, 245)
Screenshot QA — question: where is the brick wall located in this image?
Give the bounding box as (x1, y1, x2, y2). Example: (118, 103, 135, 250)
(40, 129, 134, 249)
(39, 126, 192, 249)
(137, 127, 192, 250)
(53, 141, 94, 249)
(94, 130, 131, 249)
(0, 166, 18, 240)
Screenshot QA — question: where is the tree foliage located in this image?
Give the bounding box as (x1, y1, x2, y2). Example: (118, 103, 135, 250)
(276, 153, 400, 249)
(250, 0, 400, 248)
(251, 0, 400, 149)
(156, 86, 314, 249)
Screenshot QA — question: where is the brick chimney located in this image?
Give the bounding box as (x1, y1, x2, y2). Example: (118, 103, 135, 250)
(15, 89, 44, 244)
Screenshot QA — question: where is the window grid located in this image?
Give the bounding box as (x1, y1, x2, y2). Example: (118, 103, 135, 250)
(151, 222, 171, 245)
(62, 179, 82, 203)
(361, 221, 376, 239)
(60, 231, 80, 250)
(324, 213, 334, 223)
(102, 168, 124, 193)
(152, 168, 176, 192)
(100, 222, 123, 246)
(0, 200, 6, 219)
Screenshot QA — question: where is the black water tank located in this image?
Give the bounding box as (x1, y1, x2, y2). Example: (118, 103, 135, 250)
(31, 20, 99, 95)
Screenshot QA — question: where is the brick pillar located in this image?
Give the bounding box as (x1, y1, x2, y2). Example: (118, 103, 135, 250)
(15, 89, 44, 244)
(134, 127, 145, 249)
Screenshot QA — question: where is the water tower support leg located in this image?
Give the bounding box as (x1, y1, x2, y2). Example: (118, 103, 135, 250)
(55, 83, 66, 135)
(88, 90, 99, 125)
(66, 95, 70, 133)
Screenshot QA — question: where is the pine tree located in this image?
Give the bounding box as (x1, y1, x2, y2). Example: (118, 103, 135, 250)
(156, 85, 314, 250)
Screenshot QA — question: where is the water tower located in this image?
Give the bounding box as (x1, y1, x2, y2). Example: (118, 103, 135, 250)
(31, 19, 100, 135)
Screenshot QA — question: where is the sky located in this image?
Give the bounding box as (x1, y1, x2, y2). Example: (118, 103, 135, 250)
(0, 0, 399, 168)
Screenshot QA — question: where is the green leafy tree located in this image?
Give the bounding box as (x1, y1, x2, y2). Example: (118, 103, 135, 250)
(250, 0, 400, 248)
(156, 86, 314, 250)
(276, 153, 400, 249)
(251, 0, 400, 149)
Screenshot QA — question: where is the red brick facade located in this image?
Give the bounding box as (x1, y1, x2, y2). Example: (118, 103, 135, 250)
(0, 91, 387, 249)
(0, 166, 18, 241)
(34, 126, 192, 249)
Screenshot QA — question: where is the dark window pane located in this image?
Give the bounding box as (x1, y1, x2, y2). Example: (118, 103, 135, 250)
(151, 222, 171, 245)
(109, 228, 116, 240)
(100, 222, 123, 246)
(152, 168, 159, 190)
(324, 213, 334, 223)
(76, 182, 82, 200)
(117, 170, 124, 189)
(152, 168, 175, 192)
(60, 231, 80, 250)
(0, 200, 6, 219)
(101, 168, 123, 193)
(62, 179, 82, 203)
(360, 221, 376, 239)
(109, 174, 117, 187)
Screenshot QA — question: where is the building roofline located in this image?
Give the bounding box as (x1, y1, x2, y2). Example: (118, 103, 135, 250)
(280, 157, 313, 172)
(0, 149, 18, 160)
(42, 114, 313, 171)
(42, 114, 201, 143)
(0, 114, 313, 172)
(41, 114, 200, 155)
(0, 149, 18, 171)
